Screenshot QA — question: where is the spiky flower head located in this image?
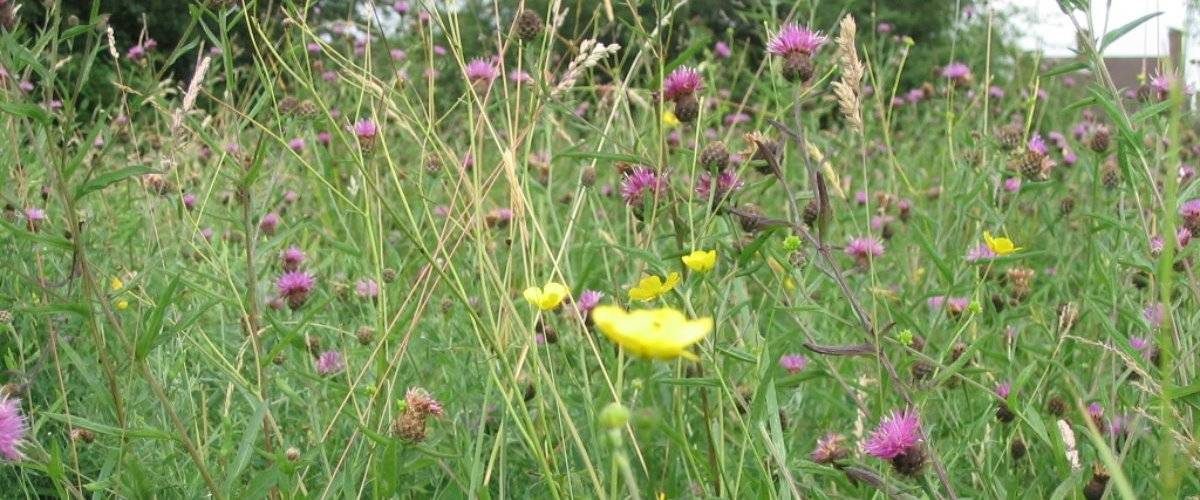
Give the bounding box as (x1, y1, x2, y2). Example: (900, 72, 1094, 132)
(778, 354, 808, 374)
(277, 271, 315, 309)
(465, 58, 499, 88)
(0, 397, 27, 461)
(941, 62, 972, 85)
(315, 350, 345, 375)
(574, 290, 603, 316)
(767, 24, 827, 57)
(845, 236, 884, 265)
(405, 387, 445, 417)
(694, 169, 743, 205)
(995, 381, 1012, 399)
(281, 246, 306, 271)
(810, 432, 849, 464)
(662, 66, 703, 102)
(863, 408, 923, 460)
(355, 278, 380, 299)
(768, 24, 826, 82)
(620, 167, 667, 207)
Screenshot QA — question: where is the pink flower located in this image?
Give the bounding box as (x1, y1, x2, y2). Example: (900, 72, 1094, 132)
(392, 0, 409, 14)
(465, 58, 499, 87)
(1180, 199, 1200, 219)
(1143, 303, 1165, 328)
(182, 193, 197, 210)
(1028, 134, 1049, 155)
(965, 244, 996, 262)
(694, 170, 743, 202)
(1002, 177, 1021, 193)
(662, 66, 703, 102)
(575, 290, 603, 316)
(876, 22, 893, 34)
(1130, 336, 1150, 351)
(767, 24, 826, 57)
(390, 48, 407, 61)
(317, 131, 332, 147)
(277, 271, 315, 309)
(714, 41, 732, 59)
(508, 69, 533, 85)
(988, 85, 1005, 99)
(995, 381, 1011, 399)
(724, 112, 751, 126)
(940, 62, 972, 83)
(810, 432, 849, 463)
(259, 212, 280, 235)
(281, 246, 306, 271)
(405, 387, 445, 417)
(24, 207, 46, 231)
(1178, 227, 1192, 248)
(355, 278, 380, 299)
(845, 237, 884, 265)
(315, 350, 345, 375)
(620, 167, 666, 206)
(778, 354, 807, 374)
(0, 397, 27, 461)
(864, 409, 922, 460)
(352, 119, 378, 140)
(288, 137, 305, 152)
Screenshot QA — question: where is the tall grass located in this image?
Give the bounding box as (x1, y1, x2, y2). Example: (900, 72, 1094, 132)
(0, 0, 1197, 498)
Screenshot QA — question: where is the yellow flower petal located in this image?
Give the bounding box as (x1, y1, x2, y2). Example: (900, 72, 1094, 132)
(523, 282, 569, 311)
(592, 305, 713, 361)
(110, 276, 124, 291)
(984, 231, 1021, 256)
(681, 249, 717, 272)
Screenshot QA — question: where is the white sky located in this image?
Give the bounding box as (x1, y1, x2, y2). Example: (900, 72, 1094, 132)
(1000, 0, 1191, 57)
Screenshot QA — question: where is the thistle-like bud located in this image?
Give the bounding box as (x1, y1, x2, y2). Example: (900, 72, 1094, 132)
(513, 9, 543, 41)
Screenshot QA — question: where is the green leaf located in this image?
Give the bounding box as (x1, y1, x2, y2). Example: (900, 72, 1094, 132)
(61, 24, 95, 41)
(41, 413, 174, 441)
(75, 166, 155, 201)
(1042, 61, 1087, 78)
(1100, 12, 1162, 52)
(225, 399, 267, 490)
(0, 218, 73, 251)
(136, 273, 183, 361)
(0, 101, 51, 125)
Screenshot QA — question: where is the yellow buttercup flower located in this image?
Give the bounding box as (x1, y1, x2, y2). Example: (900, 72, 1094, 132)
(983, 231, 1021, 256)
(662, 110, 680, 129)
(115, 299, 129, 310)
(628, 272, 681, 301)
(681, 249, 717, 273)
(523, 282, 569, 311)
(591, 305, 713, 361)
(110, 276, 124, 291)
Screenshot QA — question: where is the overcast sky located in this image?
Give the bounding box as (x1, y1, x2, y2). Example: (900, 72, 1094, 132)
(999, 0, 1191, 57)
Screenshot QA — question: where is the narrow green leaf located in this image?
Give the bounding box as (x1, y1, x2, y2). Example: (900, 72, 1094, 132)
(0, 101, 52, 125)
(136, 273, 183, 361)
(1100, 12, 1162, 52)
(1042, 60, 1087, 78)
(75, 166, 155, 201)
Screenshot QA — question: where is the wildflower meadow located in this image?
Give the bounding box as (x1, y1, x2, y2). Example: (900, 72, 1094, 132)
(0, 0, 1199, 497)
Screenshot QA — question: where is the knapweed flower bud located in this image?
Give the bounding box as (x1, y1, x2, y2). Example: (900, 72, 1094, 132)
(699, 141, 730, 170)
(69, 427, 95, 444)
(810, 432, 849, 464)
(285, 446, 301, 461)
(513, 9, 542, 41)
(1089, 125, 1110, 153)
(356, 326, 375, 345)
(598, 402, 631, 430)
(1083, 464, 1110, 500)
(259, 212, 280, 235)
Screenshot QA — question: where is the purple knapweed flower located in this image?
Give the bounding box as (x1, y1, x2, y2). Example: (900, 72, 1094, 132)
(575, 290, 603, 316)
(1129, 336, 1151, 352)
(509, 69, 533, 85)
(845, 237, 884, 265)
(965, 244, 997, 262)
(811, 432, 849, 463)
(1143, 303, 1165, 328)
(465, 58, 499, 89)
(941, 62, 972, 84)
(315, 350, 345, 375)
(864, 409, 923, 460)
(281, 246, 305, 271)
(182, 193, 197, 210)
(277, 271, 315, 309)
(392, 0, 409, 14)
(988, 85, 1005, 99)
(620, 167, 666, 206)
(355, 278, 380, 299)
(0, 397, 27, 461)
(662, 66, 703, 102)
(1028, 134, 1049, 155)
(1003, 177, 1022, 193)
(288, 137, 305, 152)
(390, 48, 407, 61)
(694, 170, 743, 202)
(778, 354, 807, 374)
(995, 381, 1011, 400)
(24, 207, 46, 232)
(714, 41, 732, 59)
(724, 112, 751, 126)
(767, 23, 826, 57)
(876, 22, 894, 34)
(352, 119, 378, 150)
(259, 212, 280, 235)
